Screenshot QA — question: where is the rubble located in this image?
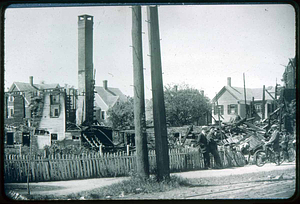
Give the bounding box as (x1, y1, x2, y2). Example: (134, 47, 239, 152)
(179, 97, 295, 157)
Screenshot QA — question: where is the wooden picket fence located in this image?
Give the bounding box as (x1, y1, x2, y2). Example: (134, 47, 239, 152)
(4, 148, 245, 183)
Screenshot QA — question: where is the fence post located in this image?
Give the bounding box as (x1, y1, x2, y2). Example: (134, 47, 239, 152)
(127, 145, 130, 156)
(99, 144, 103, 156)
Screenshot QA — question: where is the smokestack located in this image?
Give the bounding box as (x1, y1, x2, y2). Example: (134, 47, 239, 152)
(77, 14, 94, 125)
(227, 77, 231, 87)
(29, 76, 33, 86)
(103, 80, 108, 90)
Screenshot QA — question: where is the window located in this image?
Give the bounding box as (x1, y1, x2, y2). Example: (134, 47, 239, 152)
(7, 107, 14, 118)
(51, 133, 58, 140)
(227, 104, 238, 115)
(255, 104, 262, 113)
(50, 105, 60, 117)
(72, 136, 80, 140)
(214, 105, 224, 115)
(50, 94, 60, 105)
(51, 133, 58, 144)
(101, 111, 105, 119)
(8, 95, 14, 102)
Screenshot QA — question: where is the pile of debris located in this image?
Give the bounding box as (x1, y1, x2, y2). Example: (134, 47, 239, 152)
(180, 99, 295, 156)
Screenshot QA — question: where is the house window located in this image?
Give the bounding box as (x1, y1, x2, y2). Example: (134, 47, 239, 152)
(7, 107, 14, 118)
(50, 94, 60, 105)
(214, 105, 224, 115)
(101, 111, 105, 119)
(255, 104, 262, 113)
(8, 95, 14, 102)
(50, 105, 60, 117)
(227, 104, 238, 115)
(51, 133, 58, 144)
(72, 136, 80, 140)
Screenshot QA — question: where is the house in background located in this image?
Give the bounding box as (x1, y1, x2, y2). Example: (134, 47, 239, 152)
(4, 76, 78, 148)
(94, 80, 127, 124)
(5, 76, 60, 127)
(211, 77, 276, 124)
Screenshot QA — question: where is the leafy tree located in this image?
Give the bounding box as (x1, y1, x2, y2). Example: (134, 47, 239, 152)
(107, 97, 134, 129)
(164, 84, 211, 126)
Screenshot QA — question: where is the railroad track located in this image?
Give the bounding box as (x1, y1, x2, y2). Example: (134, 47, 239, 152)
(184, 179, 295, 199)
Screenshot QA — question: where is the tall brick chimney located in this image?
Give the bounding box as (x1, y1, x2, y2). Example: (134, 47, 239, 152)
(77, 14, 94, 125)
(103, 80, 108, 90)
(227, 77, 231, 87)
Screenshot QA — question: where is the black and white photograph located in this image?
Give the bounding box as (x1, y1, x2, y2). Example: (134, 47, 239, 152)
(2, 2, 297, 201)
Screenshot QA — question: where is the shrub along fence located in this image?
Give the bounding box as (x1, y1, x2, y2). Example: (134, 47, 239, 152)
(4, 148, 245, 183)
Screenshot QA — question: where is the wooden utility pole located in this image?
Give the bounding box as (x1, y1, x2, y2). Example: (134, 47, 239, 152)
(147, 5, 170, 181)
(132, 5, 149, 178)
(243, 73, 247, 118)
(262, 85, 266, 120)
(251, 97, 255, 118)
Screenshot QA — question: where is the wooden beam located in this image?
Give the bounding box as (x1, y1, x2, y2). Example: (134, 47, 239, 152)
(243, 73, 248, 118)
(244, 121, 266, 133)
(262, 85, 266, 120)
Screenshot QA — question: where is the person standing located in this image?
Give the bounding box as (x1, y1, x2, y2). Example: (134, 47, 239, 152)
(264, 124, 281, 165)
(280, 129, 290, 162)
(197, 126, 211, 169)
(207, 127, 223, 169)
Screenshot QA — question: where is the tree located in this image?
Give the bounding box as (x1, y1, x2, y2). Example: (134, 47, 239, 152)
(164, 84, 211, 126)
(107, 97, 134, 129)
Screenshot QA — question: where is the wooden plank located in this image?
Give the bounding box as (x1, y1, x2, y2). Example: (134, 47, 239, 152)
(65, 155, 70, 180)
(75, 155, 80, 179)
(31, 161, 35, 182)
(70, 154, 75, 179)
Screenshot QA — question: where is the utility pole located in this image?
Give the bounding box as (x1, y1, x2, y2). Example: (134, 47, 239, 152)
(147, 5, 170, 181)
(243, 73, 247, 118)
(131, 5, 149, 178)
(262, 85, 266, 120)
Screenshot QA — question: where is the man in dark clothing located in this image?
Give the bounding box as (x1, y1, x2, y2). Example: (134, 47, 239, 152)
(280, 129, 290, 162)
(207, 128, 223, 169)
(197, 126, 210, 169)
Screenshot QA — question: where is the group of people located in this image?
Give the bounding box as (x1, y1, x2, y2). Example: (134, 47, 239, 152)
(264, 124, 294, 164)
(192, 122, 293, 169)
(190, 120, 290, 169)
(196, 126, 223, 169)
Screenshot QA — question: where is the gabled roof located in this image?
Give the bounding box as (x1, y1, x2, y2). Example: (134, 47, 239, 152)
(212, 86, 275, 102)
(8, 82, 60, 105)
(9, 82, 60, 92)
(94, 86, 127, 108)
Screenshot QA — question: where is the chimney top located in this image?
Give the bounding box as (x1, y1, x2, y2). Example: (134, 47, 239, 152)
(227, 77, 231, 87)
(103, 80, 108, 90)
(29, 76, 33, 86)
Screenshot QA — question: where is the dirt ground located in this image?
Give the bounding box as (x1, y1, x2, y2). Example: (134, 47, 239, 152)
(4, 161, 296, 200)
(121, 162, 297, 200)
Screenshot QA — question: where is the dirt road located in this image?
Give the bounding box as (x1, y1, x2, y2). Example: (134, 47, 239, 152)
(123, 162, 297, 199)
(5, 161, 296, 200)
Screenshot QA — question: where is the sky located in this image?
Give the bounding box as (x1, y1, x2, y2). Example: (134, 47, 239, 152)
(4, 4, 295, 100)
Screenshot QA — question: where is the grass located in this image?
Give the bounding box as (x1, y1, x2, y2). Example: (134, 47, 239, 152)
(84, 175, 191, 199)
(22, 174, 191, 200)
